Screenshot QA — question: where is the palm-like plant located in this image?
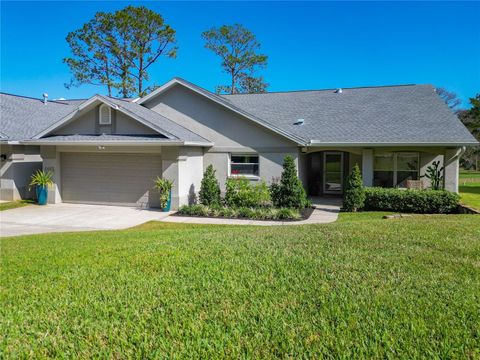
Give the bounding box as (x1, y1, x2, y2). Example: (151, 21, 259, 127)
(29, 170, 54, 189)
(154, 177, 173, 209)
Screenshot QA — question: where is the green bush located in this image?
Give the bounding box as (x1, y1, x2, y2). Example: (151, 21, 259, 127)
(271, 156, 308, 209)
(177, 205, 302, 221)
(224, 177, 271, 208)
(342, 164, 365, 212)
(363, 188, 460, 214)
(199, 165, 221, 206)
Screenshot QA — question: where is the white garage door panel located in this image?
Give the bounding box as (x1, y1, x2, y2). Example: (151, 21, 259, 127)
(61, 153, 162, 207)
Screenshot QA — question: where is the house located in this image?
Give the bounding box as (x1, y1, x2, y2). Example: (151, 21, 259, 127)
(1, 77, 477, 209)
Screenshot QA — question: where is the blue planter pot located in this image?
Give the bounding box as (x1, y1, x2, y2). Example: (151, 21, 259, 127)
(36, 185, 48, 205)
(162, 190, 172, 212)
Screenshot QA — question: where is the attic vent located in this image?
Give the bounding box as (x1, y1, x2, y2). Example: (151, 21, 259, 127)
(335, 88, 343, 94)
(99, 104, 112, 125)
(294, 118, 305, 125)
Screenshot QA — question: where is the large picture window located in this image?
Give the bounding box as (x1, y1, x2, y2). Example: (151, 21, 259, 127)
(374, 152, 419, 188)
(230, 154, 259, 176)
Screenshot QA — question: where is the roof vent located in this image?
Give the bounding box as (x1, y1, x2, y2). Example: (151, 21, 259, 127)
(42, 93, 48, 105)
(335, 88, 343, 94)
(294, 118, 305, 125)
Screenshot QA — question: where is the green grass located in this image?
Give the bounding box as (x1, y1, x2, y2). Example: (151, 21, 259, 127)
(0, 200, 34, 211)
(460, 169, 480, 179)
(459, 183, 480, 210)
(1, 215, 479, 358)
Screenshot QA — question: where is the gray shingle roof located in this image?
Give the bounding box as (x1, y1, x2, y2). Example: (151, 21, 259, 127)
(222, 84, 478, 145)
(103, 96, 209, 143)
(0, 93, 77, 140)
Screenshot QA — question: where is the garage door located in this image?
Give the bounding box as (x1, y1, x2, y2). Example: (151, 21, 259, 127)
(61, 153, 162, 207)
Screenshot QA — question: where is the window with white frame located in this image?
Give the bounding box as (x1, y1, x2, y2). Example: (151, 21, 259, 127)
(99, 104, 112, 125)
(373, 152, 419, 188)
(230, 154, 259, 176)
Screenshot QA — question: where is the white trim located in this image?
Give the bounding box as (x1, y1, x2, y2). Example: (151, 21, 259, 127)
(323, 151, 344, 195)
(98, 104, 112, 125)
(137, 78, 305, 145)
(229, 153, 260, 177)
(20, 140, 213, 147)
(308, 141, 478, 147)
(373, 151, 420, 187)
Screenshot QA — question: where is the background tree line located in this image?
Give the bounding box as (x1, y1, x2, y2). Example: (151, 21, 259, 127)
(64, 6, 267, 97)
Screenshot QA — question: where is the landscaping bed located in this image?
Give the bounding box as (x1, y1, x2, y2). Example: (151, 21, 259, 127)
(177, 204, 314, 221)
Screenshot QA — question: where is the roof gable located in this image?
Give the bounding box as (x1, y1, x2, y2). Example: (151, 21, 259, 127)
(138, 78, 305, 145)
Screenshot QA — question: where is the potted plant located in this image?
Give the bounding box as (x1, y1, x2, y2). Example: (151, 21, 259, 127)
(154, 177, 173, 211)
(29, 170, 54, 205)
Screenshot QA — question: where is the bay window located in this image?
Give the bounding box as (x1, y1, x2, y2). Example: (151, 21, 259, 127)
(230, 154, 259, 176)
(374, 152, 419, 188)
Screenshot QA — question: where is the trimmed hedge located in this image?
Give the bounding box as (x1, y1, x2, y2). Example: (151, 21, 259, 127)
(224, 178, 271, 208)
(363, 188, 460, 214)
(178, 205, 302, 221)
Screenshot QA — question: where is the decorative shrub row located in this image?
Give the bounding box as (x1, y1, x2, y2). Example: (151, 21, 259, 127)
(363, 187, 460, 214)
(199, 156, 309, 209)
(178, 205, 302, 221)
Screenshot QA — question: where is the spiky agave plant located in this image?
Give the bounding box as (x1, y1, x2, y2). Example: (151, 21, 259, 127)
(154, 177, 173, 209)
(29, 170, 54, 190)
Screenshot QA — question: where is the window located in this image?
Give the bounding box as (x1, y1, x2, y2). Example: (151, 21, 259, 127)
(99, 104, 111, 125)
(374, 152, 419, 188)
(230, 154, 259, 176)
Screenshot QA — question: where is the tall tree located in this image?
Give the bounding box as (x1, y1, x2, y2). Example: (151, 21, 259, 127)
(64, 6, 176, 97)
(458, 94, 480, 169)
(202, 24, 268, 94)
(63, 12, 117, 96)
(436, 87, 462, 112)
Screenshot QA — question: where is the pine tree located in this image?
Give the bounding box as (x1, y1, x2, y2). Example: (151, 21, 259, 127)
(272, 156, 308, 209)
(342, 164, 365, 212)
(199, 165, 221, 206)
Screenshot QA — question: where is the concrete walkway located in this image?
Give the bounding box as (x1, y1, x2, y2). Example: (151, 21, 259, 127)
(162, 198, 341, 226)
(0, 203, 171, 237)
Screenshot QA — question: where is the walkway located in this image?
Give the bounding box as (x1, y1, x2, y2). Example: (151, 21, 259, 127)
(162, 197, 341, 226)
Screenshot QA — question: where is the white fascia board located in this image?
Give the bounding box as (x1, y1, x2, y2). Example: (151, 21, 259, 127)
(20, 140, 213, 147)
(307, 141, 480, 147)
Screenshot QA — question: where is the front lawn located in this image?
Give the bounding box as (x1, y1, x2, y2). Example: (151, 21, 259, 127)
(0, 200, 34, 211)
(459, 170, 480, 210)
(1, 214, 479, 358)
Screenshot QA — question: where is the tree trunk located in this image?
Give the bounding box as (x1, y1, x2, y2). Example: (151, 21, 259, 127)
(105, 58, 112, 97)
(138, 56, 143, 96)
(231, 69, 235, 94)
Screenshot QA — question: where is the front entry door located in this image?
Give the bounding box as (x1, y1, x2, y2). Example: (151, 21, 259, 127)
(323, 152, 344, 195)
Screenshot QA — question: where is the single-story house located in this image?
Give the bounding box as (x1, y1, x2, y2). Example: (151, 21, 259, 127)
(1, 77, 477, 209)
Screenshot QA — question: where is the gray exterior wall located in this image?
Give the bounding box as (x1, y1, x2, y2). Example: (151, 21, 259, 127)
(144, 84, 299, 190)
(0, 145, 42, 201)
(54, 106, 158, 135)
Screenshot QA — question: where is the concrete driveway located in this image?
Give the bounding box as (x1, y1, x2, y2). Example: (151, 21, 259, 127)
(0, 203, 170, 237)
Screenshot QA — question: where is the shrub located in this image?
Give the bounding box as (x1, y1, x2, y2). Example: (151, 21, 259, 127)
(271, 156, 308, 209)
(363, 188, 459, 214)
(275, 208, 301, 220)
(154, 177, 173, 209)
(199, 165, 221, 206)
(177, 205, 302, 220)
(421, 160, 444, 190)
(342, 164, 365, 212)
(224, 178, 271, 208)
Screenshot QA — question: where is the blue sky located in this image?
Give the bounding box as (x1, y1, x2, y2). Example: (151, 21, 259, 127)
(1, 1, 479, 107)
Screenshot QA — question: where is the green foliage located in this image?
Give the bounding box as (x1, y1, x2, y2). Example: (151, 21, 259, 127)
(421, 160, 444, 190)
(363, 187, 460, 214)
(154, 177, 173, 209)
(64, 6, 176, 97)
(224, 177, 271, 208)
(29, 170, 54, 189)
(178, 204, 301, 220)
(342, 164, 365, 212)
(458, 94, 480, 170)
(271, 156, 308, 209)
(2, 216, 479, 357)
(202, 24, 268, 94)
(199, 165, 221, 206)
